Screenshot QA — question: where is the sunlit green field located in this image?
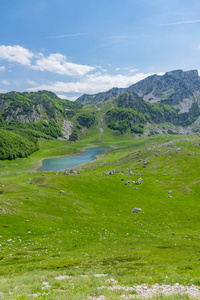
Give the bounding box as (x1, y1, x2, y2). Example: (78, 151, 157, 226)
(0, 135, 200, 299)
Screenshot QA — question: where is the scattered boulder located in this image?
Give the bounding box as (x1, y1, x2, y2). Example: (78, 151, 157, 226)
(168, 190, 172, 194)
(69, 169, 77, 174)
(105, 170, 115, 175)
(168, 195, 172, 198)
(130, 171, 134, 175)
(62, 171, 68, 175)
(121, 178, 125, 181)
(155, 180, 158, 183)
(60, 190, 66, 194)
(132, 208, 142, 214)
(135, 178, 143, 185)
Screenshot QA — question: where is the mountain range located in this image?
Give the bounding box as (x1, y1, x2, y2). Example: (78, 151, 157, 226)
(76, 69, 200, 110)
(1, 69, 200, 159)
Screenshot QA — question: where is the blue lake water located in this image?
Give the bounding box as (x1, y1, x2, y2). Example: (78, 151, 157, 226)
(38, 147, 108, 172)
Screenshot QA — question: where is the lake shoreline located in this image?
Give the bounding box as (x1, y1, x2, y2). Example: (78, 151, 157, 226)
(37, 146, 109, 172)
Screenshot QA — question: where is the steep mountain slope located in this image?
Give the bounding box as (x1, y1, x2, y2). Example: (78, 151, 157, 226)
(127, 69, 200, 107)
(0, 90, 82, 123)
(0, 91, 83, 158)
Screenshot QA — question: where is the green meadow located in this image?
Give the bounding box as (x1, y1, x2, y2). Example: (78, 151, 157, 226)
(0, 134, 200, 299)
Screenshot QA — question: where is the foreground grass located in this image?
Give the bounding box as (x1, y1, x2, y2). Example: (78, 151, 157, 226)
(0, 135, 200, 299)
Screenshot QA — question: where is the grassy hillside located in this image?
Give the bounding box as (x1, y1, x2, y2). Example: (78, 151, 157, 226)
(0, 135, 199, 298)
(0, 91, 82, 123)
(0, 91, 84, 159)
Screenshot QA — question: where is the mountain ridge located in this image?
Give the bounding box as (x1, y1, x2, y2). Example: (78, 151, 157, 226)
(76, 69, 200, 107)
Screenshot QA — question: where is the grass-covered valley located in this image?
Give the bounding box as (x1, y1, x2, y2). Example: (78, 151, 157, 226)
(1, 70, 200, 299)
(0, 134, 200, 299)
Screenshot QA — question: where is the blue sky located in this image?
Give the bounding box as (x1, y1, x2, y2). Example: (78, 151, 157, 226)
(0, 0, 200, 100)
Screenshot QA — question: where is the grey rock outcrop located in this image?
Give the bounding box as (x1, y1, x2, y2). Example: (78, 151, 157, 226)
(59, 120, 74, 140)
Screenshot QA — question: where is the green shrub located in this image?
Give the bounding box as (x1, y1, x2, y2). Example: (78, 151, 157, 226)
(77, 113, 95, 128)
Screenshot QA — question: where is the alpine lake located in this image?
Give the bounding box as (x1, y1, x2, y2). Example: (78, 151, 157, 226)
(38, 147, 109, 171)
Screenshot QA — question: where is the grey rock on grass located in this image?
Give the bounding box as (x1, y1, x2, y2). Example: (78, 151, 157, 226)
(135, 178, 143, 185)
(132, 208, 142, 214)
(105, 169, 115, 175)
(60, 190, 66, 194)
(69, 169, 77, 174)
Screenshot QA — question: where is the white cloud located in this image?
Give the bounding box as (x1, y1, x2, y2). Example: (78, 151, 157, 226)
(2, 80, 10, 85)
(160, 20, 200, 26)
(32, 53, 95, 76)
(66, 96, 78, 101)
(27, 80, 36, 85)
(0, 45, 34, 65)
(28, 72, 156, 95)
(57, 94, 68, 99)
(57, 94, 77, 101)
(130, 69, 137, 73)
(47, 33, 84, 39)
(0, 66, 5, 71)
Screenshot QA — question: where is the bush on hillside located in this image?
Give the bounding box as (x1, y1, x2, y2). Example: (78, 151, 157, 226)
(77, 113, 95, 128)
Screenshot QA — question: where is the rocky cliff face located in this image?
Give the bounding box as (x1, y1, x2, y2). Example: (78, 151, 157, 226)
(133, 70, 200, 105)
(5, 109, 42, 123)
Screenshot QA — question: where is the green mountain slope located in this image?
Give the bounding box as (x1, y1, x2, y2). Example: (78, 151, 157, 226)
(0, 129, 39, 160)
(0, 91, 83, 159)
